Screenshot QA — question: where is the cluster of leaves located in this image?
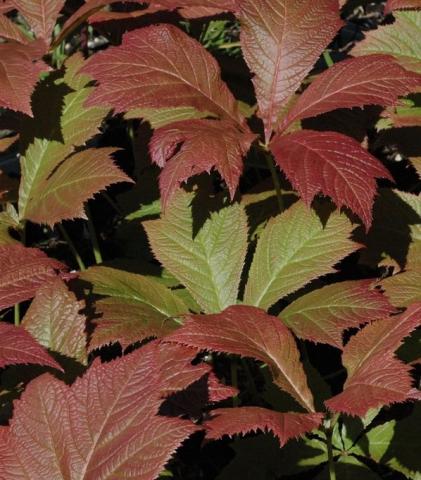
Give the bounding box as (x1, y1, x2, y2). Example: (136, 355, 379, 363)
(0, 0, 420, 478)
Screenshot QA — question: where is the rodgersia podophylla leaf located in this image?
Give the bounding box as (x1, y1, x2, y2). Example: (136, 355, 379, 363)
(150, 119, 255, 208)
(270, 130, 393, 229)
(0, 341, 210, 480)
(166, 305, 316, 412)
(244, 200, 359, 310)
(0, 13, 30, 43)
(280, 280, 395, 348)
(239, 0, 342, 142)
(0, 244, 66, 310)
(21, 278, 88, 365)
(385, 0, 421, 13)
(325, 303, 421, 416)
(144, 191, 248, 313)
(0, 322, 63, 371)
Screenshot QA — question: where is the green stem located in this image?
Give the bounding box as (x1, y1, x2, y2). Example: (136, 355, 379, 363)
(325, 413, 340, 480)
(58, 224, 86, 271)
(323, 50, 334, 68)
(86, 204, 103, 265)
(265, 155, 284, 212)
(14, 303, 20, 326)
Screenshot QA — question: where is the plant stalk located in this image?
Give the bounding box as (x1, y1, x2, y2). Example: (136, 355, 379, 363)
(85, 204, 103, 265)
(14, 303, 20, 326)
(265, 155, 284, 212)
(58, 224, 86, 271)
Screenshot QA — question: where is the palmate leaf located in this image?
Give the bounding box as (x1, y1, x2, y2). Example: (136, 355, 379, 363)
(144, 191, 248, 313)
(150, 119, 255, 209)
(239, 0, 342, 141)
(352, 11, 421, 73)
(83, 24, 245, 126)
(0, 322, 62, 371)
(166, 305, 316, 412)
(0, 244, 65, 310)
(280, 280, 395, 348)
(325, 303, 421, 416)
(243, 200, 359, 310)
(0, 341, 209, 479)
(21, 278, 88, 365)
(270, 130, 393, 229)
(280, 55, 421, 131)
(204, 406, 323, 446)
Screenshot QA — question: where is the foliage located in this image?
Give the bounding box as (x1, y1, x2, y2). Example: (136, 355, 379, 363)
(0, 0, 420, 479)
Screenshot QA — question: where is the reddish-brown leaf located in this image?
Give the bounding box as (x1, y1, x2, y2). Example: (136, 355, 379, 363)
(239, 0, 342, 141)
(166, 305, 315, 412)
(0, 322, 62, 371)
(385, 0, 421, 12)
(204, 407, 323, 445)
(0, 0, 13, 14)
(280, 55, 421, 131)
(0, 244, 66, 310)
(83, 24, 244, 125)
(271, 130, 393, 229)
(325, 303, 421, 416)
(0, 341, 206, 479)
(0, 14, 29, 42)
(150, 119, 255, 208)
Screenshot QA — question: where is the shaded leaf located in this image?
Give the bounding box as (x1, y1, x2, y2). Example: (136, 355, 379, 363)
(0, 13, 30, 42)
(239, 0, 342, 141)
(381, 268, 421, 307)
(144, 192, 248, 313)
(166, 305, 315, 412)
(385, 0, 421, 13)
(271, 130, 393, 229)
(22, 278, 87, 365)
(325, 303, 421, 416)
(244, 200, 359, 310)
(150, 119, 255, 209)
(0, 244, 65, 310)
(0, 322, 62, 371)
(280, 280, 395, 348)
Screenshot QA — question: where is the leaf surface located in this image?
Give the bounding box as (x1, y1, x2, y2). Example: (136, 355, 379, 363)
(244, 200, 359, 310)
(166, 305, 316, 412)
(144, 192, 248, 313)
(271, 130, 393, 229)
(0, 244, 65, 310)
(0, 14, 30, 42)
(22, 278, 87, 364)
(150, 119, 255, 208)
(204, 406, 323, 445)
(325, 303, 421, 416)
(239, 0, 342, 141)
(83, 24, 244, 125)
(0, 322, 62, 371)
(385, 0, 421, 13)
(280, 280, 395, 348)
(280, 55, 421, 130)
(381, 268, 421, 307)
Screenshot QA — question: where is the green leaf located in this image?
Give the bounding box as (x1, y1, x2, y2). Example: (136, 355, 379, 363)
(143, 191, 248, 313)
(315, 455, 383, 480)
(244, 201, 359, 310)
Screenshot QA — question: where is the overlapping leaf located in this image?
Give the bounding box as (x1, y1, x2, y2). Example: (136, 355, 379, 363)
(0, 341, 209, 479)
(280, 280, 395, 348)
(204, 407, 323, 445)
(166, 305, 316, 412)
(0, 322, 62, 371)
(271, 130, 393, 229)
(352, 11, 421, 73)
(244, 200, 359, 310)
(144, 191, 248, 313)
(326, 303, 421, 416)
(239, 0, 342, 141)
(150, 119, 255, 208)
(0, 14, 30, 42)
(385, 0, 421, 13)
(280, 55, 421, 130)
(0, 244, 65, 310)
(22, 278, 88, 364)
(83, 24, 244, 125)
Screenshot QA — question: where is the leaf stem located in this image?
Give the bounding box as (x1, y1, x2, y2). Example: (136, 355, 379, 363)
(14, 303, 20, 326)
(323, 50, 334, 68)
(58, 224, 86, 271)
(85, 204, 103, 265)
(265, 155, 284, 212)
(325, 413, 340, 480)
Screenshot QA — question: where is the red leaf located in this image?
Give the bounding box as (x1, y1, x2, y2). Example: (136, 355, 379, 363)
(0, 14, 30, 42)
(12, 0, 65, 42)
(0, 323, 62, 371)
(270, 130, 393, 229)
(150, 119, 255, 209)
(166, 305, 315, 412)
(239, 0, 342, 142)
(83, 24, 244, 125)
(0, 1, 13, 14)
(0, 244, 66, 310)
(325, 303, 421, 416)
(280, 55, 421, 131)
(385, 0, 421, 13)
(204, 407, 323, 445)
(0, 341, 206, 479)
